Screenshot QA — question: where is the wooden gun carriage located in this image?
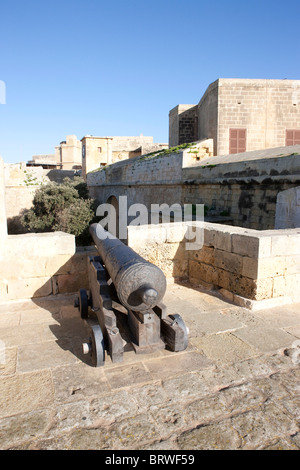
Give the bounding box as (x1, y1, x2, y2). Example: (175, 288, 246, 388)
(75, 224, 189, 367)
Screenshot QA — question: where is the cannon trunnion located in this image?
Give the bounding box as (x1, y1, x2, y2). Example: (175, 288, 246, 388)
(76, 224, 189, 367)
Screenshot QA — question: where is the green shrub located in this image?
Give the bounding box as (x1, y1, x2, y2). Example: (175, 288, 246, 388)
(21, 177, 97, 245)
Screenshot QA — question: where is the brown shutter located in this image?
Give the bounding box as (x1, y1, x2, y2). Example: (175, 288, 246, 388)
(294, 130, 300, 144)
(229, 129, 246, 154)
(286, 130, 294, 146)
(286, 129, 300, 146)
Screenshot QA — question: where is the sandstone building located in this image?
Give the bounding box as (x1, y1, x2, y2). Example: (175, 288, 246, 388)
(81, 134, 168, 179)
(27, 134, 168, 174)
(169, 78, 300, 156)
(27, 135, 82, 170)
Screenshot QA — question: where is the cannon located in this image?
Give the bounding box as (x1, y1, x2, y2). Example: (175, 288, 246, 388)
(75, 223, 189, 367)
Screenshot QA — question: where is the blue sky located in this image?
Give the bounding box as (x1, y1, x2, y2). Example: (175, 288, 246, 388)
(0, 0, 299, 163)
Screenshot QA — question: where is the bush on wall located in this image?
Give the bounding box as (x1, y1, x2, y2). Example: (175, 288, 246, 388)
(21, 177, 97, 245)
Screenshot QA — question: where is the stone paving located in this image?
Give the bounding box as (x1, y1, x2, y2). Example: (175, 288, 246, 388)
(0, 281, 299, 450)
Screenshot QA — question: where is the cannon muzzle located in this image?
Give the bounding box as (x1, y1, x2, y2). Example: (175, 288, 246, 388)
(89, 223, 167, 312)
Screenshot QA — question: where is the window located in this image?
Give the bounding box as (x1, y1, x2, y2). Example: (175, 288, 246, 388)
(286, 129, 300, 146)
(98, 147, 102, 153)
(229, 128, 247, 154)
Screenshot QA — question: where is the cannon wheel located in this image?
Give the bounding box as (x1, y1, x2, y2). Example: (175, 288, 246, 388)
(79, 288, 89, 319)
(169, 314, 189, 350)
(90, 324, 105, 367)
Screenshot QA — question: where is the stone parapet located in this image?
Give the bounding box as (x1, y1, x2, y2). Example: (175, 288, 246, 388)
(127, 222, 300, 310)
(0, 231, 97, 302)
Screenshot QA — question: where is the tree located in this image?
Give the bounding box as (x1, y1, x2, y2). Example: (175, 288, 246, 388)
(21, 177, 96, 245)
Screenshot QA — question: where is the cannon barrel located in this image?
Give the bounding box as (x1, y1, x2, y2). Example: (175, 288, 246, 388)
(89, 223, 167, 312)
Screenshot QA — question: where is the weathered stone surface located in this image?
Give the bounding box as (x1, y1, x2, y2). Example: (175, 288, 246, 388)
(234, 326, 297, 353)
(51, 362, 110, 403)
(0, 370, 54, 418)
(177, 420, 241, 450)
(191, 332, 258, 365)
(0, 285, 299, 450)
(108, 413, 160, 449)
(17, 339, 78, 373)
(0, 347, 17, 376)
(145, 351, 213, 380)
(230, 403, 298, 449)
(0, 409, 52, 450)
(104, 362, 152, 389)
(90, 390, 139, 425)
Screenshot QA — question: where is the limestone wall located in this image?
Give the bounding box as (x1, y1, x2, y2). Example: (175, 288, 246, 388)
(275, 186, 300, 229)
(127, 222, 300, 309)
(198, 80, 219, 153)
(0, 232, 96, 302)
(218, 79, 300, 156)
(169, 79, 300, 156)
(88, 146, 300, 231)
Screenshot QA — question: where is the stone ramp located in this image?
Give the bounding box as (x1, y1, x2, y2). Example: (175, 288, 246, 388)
(0, 283, 299, 450)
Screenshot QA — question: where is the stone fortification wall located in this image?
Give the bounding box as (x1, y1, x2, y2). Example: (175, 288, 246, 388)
(88, 145, 300, 231)
(128, 222, 300, 310)
(0, 231, 96, 302)
(275, 186, 300, 229)
(87, 147, 186, 213)
(183, 146, 300, 230)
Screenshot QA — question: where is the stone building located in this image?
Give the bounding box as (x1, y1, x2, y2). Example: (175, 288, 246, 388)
(27, 135, 82, 170)
(27, 134, 168, 176)
(169, 78, 300, 156)
(81, 134, 168, 179)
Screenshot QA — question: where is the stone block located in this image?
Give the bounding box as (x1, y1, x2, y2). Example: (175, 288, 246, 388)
(242, 257, 258, 279)
(165, 222, 188, 243)
(55, 271, 88, 294)
(255, 278, 274, 301)
(217, 268, 231, 291)
(258, 236, 272, 258)
(189, 260, 218, 285)
(271, 234, 300, 256)
(284, 273, 300, 299)
(172, 259, 188, 278)
(272, 276, 286, 297)
(286, 254, 300, 275)
(257, 257, 288, 278)
(128, 225, 167, 246)
(6, 232, 75, 257)
(0, 257, 47, 280)
(185, 222, 204, 250)
(203, 225, 216, 247)
(217, 269, 256, 300)
(0, 370, 54, 418)
(158, 242, 186, 261)
(45, 254, 74, 276)
(214, 250, 243, 275)
(215, 230, 231, 252)
(231, 234, 259, 258)
(4, 277, 53, 300)
(189, 246, 215, 265)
